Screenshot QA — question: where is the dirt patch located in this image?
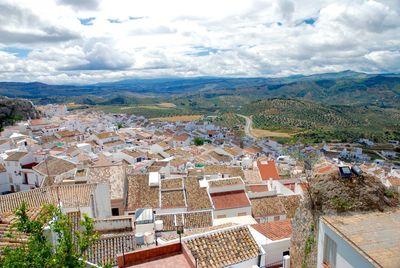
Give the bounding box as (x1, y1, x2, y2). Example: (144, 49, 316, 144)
(151, 115, 203, 122)
(251, 128, 293, 138)
(157, 102, 177, 108)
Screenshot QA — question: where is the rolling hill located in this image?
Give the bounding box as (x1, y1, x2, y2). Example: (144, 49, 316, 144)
(0, 71, 399, 107)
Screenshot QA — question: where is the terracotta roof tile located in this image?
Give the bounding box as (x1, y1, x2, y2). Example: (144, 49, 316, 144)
(257, 160, 280, 180)
(211, 190, 250, 210)
(252, 220, 292, 240)
(184, 226, 260, 268)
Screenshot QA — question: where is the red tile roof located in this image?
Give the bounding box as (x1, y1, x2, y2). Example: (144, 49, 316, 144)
(257, 160, 280, 180)
(251, 220, 292, 240)
(173, 134, 190, 142)
(246, 185, 269, 193)
(210, 190, 250, 210)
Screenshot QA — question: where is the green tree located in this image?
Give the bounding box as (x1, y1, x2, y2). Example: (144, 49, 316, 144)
(0, 202, 99, 268)
(193, 137, 204, 146)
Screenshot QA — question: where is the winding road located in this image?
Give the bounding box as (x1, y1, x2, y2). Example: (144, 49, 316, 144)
(237, 114, 256, 139)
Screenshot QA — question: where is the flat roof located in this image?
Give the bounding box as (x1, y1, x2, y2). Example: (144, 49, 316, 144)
(322, 209, 400, 268)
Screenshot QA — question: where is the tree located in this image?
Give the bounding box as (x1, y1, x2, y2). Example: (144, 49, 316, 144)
(0, 203, 99, 268)
(117, 123, 124, 129)
(193, 137, 204, 146)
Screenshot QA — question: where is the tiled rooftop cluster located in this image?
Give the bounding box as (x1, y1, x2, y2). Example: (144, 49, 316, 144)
(204, 166, 245, 178)
(185, 227, 260, 268)
(155, 210, 213, 232)
(251, 195, 300, 219)
(126, 174, 159, 211)
(88, 165, 126, 199)
(86, 233, 136, 266)
(0, 184, 98, 214)
(161, 190, 186, 208)
(185, 177, 212, 210)
(161, 178, 183, 189)
(208, 177, 243, 188)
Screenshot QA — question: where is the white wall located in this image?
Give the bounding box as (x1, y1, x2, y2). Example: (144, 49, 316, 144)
(94, 217, 132, 232)
(0, 172, 9, 193)
(213, 206, 252, 219)
(317, 220, 375, 268)
(256, 214, 286, 223)
(93, 183, 112, 218)
(264, 239, 290, 266)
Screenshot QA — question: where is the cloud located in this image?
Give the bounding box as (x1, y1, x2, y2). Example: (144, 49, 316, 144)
(57, 0, 100, 10)
(0, 0, 399, 83)
(64, 41, 135, 70)
(0, 1, 80, 45)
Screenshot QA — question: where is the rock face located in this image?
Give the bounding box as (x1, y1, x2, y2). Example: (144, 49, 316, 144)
(0, 97, 40, 129)
(290, 173, 398, 268)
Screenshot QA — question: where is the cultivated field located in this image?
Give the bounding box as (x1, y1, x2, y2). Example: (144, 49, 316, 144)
(251, 128, 293, 138)
(151, 115, 203, 122)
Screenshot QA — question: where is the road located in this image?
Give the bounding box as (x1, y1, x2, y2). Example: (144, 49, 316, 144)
(237, 114, 256, 139)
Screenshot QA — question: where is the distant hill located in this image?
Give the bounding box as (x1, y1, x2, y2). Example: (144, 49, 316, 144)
(0, 96, 40, 130)
(1, 71, 399, 107)
(241, 98, 400, 143)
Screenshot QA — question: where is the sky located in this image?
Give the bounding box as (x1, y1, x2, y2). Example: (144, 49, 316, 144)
(0, 0, 399, 84)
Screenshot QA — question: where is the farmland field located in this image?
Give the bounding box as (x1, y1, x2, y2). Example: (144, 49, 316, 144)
(150, 115, 203, 122)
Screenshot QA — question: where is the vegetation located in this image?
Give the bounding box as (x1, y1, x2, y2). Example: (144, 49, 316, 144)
(0, 97, 40, 131)
(0, 203, 99, 268)
(242, 98, 400, 144)
(302, 224, 315, 268)
(193, 137, 205, 146)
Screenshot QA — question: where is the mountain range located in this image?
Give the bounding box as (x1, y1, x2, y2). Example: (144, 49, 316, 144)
(0, 71, 399, 108)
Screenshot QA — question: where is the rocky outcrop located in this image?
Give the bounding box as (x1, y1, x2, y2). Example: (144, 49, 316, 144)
(0, 96, 40, 130)
(290, 173, 399, 268)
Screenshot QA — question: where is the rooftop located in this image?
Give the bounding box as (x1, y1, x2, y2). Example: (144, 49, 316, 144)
(185, 177, 212, 211)
(257, 160, 280, 180)
(88, 165, 127, 200)
(204, 165, 245, 178)
(251, 196, 286, 218)
(0, 184, 99, 214)
(243, 169, 262, 183)
(126, 174, 159, 211)
(161, 190, 186, 208)
(5, 151, 28, 161)
(161, 178, 183, 190)
(95, 131, 117, 139)
(210, 190, 250, 210)
(184, 226, 260, 268)
(252, 220, 292, 240)
(322, 209, 400, 268)
(208, 177, 243, 188)
(33, 156, 76, 176)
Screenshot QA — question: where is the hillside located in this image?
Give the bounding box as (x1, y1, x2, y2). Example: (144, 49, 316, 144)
(1, 71, 399, 108)
(242, 98, 400, 143)
(0, 97, 40, 130)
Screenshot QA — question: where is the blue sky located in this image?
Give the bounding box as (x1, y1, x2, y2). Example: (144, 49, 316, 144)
(0, 0, 399, 84)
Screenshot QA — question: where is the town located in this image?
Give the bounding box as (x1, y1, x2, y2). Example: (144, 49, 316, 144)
(0, 103, 399, 267)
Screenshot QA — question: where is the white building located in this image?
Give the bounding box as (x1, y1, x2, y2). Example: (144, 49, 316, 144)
(3, 151, 40, 192)
(317, 210, 400, 268)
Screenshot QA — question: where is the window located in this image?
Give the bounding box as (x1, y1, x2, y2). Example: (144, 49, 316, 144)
(238, 212, 247, 217)
(217, 214, 226, 219)
(112, 208, 120, 216)
(323, 234, 337, 268)
(274, 215, 280, 221)
(23, 173, 28, 184)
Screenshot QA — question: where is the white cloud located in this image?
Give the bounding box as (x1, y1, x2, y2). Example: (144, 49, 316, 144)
(0, 0, 399, 83)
